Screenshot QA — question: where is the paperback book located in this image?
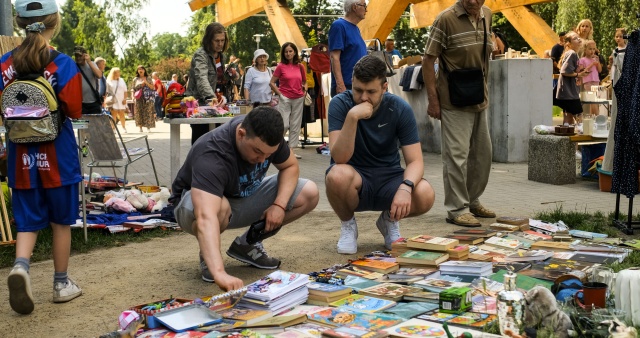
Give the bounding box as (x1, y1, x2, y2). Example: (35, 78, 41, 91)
(383, 318, 449, 338)
(307, 282, 352, 297)
(407, 237, 459, 251)
(492, 262, 532, 273)
(402, 291, 439, 303)
(452, 229, 497, 238)
(216, 308, 274, 325)
(444, 235, 484, 245)
(343, 275, 381, 291)
(351, 259, 400, 274)
(244, 314, 307, 329)
(504, 250, 553, 262)
(416, 309, 458, 323)
(568, 230, 608, 239)
(381, 302, 439, 319)
(359, 283, 424, 302)
(438, 261, 493, 276)
(483, 236, 523, 250)
(307, 308, 404, 331)
(337, 266, 385, 280)
(321, 326, 389, 338)
(329, 294, 397, 313)
(396, 251, 449, 266)
(445, 312, 498, 328)
(244, 271, 310, 302)
(413, 278, 470, 293)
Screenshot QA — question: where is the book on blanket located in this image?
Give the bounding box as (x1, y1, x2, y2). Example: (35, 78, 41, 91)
(396, 251, 449, 266)
(244, 314, 307, 328)
(307, 282, 352, 298)
(358, 283, 424, 302)
(329, 294, 396, 313)
(351, 259, 400, 274)
(307, 307, 404, 330)
(243, 271, 310, 302)
(407, 236, 458, 251)
(321, 326, 389, 338)
(216, 307, 274, 325)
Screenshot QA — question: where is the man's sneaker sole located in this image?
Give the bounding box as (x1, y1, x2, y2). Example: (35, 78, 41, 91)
(202, 275, 215, 283)
(226, 250, 281, 269)
(337, 247, 357, 255)
(8, 271, 34, 315)
(53, 290, 83, 303)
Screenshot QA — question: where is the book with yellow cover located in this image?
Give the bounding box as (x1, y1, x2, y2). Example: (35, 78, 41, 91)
(351, 259, 400, 274)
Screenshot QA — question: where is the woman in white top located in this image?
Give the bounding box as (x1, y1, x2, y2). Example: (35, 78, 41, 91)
(106, 67, 128, 132)
(244, 49, 273, 105)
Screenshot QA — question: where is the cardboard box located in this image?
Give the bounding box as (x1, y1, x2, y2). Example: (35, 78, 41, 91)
(439, 287, 472, 314)
(239, 105, 251, 115)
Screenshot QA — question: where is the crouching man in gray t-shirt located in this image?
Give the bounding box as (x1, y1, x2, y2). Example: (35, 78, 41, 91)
(170, 107, 319, 291)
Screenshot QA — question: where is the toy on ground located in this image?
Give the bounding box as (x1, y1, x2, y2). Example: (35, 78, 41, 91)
(124, 189, 149, 211)
(524, 286, 573, 338)
(149, 187, 170, 212)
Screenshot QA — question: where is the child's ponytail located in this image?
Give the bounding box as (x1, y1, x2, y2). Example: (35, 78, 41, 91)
(13, 12, 60, 75)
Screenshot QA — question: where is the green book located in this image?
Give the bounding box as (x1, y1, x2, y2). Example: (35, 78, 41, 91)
(396, 250, 449, 266)
(489, 269, 553, 290)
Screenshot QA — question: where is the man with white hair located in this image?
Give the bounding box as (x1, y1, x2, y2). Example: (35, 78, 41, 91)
(168, 74, 178, 87)
(94, 56, 107, 103)
(328, 0, 367, 96)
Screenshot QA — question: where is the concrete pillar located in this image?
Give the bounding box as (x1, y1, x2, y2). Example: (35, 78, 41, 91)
(1, 0, 12, 37)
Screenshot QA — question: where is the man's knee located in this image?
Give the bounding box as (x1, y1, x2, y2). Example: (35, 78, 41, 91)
(413, 179, 436, 215)
(297, 180, 320, 210)
(325, 164, 357, 192)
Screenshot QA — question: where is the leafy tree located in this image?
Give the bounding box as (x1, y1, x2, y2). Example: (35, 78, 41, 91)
(102, 0, 150, 56)
(153, 57, 191, 81)
(186, 5, 216, 55)
(292, 0, 341, 46)
(120, 33, 153, 84)
(152, 33, 190, 60)
(227, 16, 281, 66)
(71, 0, 117, 61)
(390, 7, 429, 56)
(52, 0, 90, 55)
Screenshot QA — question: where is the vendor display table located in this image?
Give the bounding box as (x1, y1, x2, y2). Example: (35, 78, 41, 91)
(581, 100, 612, 116)
(163, 117, 233, 182)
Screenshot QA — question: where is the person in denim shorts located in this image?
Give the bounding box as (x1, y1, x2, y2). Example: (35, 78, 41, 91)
(325, 55, 436, 255)
(171, 106, 319, 291)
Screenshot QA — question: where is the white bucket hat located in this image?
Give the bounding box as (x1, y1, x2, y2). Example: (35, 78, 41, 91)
(253, 49, 269, 63)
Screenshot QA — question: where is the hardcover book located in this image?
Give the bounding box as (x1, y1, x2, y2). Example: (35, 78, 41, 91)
(407, 237, 459, 252)
(488, 223, 520, 232)
(329, 294, 397, 313)
(518, 258, 595, 281)
(351, 259, 400, 274)
(359, 283, 424, 302)
(452, 229, 497, 238)
(447, 245, 470, 259)
(396, 251, 449, 266)
(523, 230, 553, 240)
(438, 261, 493, 274)
(530, 241, 573, 252)
(307, 282, 352, 297)
(307, 308, 404, 330)
(444, 235, 484, 245)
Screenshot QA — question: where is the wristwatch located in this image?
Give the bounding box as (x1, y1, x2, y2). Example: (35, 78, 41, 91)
(401, 179, 414, 191)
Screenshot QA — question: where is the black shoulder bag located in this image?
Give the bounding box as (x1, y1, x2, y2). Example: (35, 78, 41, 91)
(440, 17, 487, 107)
(78, 63, 104, 114)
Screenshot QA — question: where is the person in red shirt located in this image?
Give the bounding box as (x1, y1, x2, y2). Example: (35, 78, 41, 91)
(1, 0, 84, 315)
(152, 72, 166, 120)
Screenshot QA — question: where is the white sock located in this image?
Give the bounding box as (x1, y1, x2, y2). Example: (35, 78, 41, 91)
(341, 217, 356, 226)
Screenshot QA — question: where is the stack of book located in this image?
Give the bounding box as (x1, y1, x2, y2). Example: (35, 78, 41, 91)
(390, 238, 410, 257)
(358, 283, 424, 302)
(447, 245, 470, 260)
(350, 258, 400, 274)
(307, 282, 353, 306)
(238, 270, 310, 314)
(445, 234, 484, 245)
(329, 294, 397, 313)
(395, 250, 449, 267)
(438, 261, 493, 279)
(379, 267, 437, 284)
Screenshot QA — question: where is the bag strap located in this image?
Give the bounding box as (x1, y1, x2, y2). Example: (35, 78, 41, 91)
(439, 14, 488, 75)
(78, 63, 102, 102)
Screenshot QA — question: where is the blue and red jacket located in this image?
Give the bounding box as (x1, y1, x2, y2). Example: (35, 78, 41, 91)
(0, 48, 83, 189)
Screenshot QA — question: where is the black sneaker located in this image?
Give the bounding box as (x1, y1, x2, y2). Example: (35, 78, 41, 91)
(199, 254, 214, 283)
(226, 240, 281, 269)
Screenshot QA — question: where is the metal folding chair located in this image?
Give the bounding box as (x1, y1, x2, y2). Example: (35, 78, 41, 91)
(81, 114, 159, 193)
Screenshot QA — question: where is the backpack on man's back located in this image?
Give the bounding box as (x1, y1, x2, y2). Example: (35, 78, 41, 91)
(1, 49, 64, 144)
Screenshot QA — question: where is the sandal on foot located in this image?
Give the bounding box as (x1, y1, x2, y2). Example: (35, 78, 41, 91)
(446, 213, 481, 227)
(470, 206, 496, 218)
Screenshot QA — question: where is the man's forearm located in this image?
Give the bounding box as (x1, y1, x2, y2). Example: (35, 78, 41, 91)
(196, 216, 226, 277)
(404, 159, 425, 187)
(329, 115, 359, 163)
(422, 60, 438, 102)
(331, 59, 344, 87)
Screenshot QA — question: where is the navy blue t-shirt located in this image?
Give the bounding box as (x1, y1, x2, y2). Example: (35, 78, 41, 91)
(328, 91, 420, 168)
(328, 18, 367, 88)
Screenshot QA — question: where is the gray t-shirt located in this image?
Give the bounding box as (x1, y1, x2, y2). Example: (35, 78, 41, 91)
(556, 50, 580, 100)
(170, 115, 290, 202)
(328, 91, 420, 168)
(244, 67, 272, 104)
(78, 61, 99, 103)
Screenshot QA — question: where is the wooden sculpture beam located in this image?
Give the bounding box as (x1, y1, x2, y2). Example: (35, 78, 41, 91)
(217, 0, 264, 27)
(410, 0, 557, 56)
(262, 0, 308, 49)
(189, 0, 218, 12)
(357, 0, 416, 43)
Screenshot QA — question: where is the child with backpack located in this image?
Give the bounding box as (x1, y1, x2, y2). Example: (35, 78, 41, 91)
(0, 0, 83, 315)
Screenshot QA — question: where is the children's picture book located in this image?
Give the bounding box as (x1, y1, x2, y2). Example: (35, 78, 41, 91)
(307, 308, 405, 331)
(382, 302, 439, 319)
(329, 294, 396, 313)
(396, 251, 449, 266)
(285, 322, 332, 336)
(245, 271, 310, 302)
(359, 283, 424, 301)
(383, 318, 448, 338)
(407, 237, 459, 252)
(445, 312, 498, 328)
(416, 310, 459, 323)
(322, 326, 388, 338)
(483, 236, 523, 250)
(351, 259, 400, 274)
(452, 229, 497, 238)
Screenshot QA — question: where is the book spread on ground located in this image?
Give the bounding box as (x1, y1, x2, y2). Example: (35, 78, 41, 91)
(452, 229, 497, 238)
(438, 261, 493, 275)
(484, 236, 523, 250)
(396, 251, 449, 266)
(504, 250, 553, 262)
(307, 308, 404, 330)
(381, 302, 439, 319)
(413, 278, 470, 293)
(244, 271, 310, 302)
(351, 259, 400, 274)
(330, 294, 396, 313)
(358, 283, 424, 302)
(407, 237, 459, 251)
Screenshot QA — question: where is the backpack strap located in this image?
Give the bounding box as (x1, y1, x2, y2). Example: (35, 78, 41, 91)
(77, 62, 102, 103)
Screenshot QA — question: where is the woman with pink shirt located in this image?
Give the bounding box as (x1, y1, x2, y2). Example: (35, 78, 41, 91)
(270, 42, 307, 159)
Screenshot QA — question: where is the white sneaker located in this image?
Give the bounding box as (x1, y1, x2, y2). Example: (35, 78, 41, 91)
(337, 218, 358, 254)
(53, 278, 82, 303)
(376, 211, 401, 250)
(8, 265, 34, 315)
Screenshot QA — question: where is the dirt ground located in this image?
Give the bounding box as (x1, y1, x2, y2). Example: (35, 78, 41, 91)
(0, 210, 462, 338)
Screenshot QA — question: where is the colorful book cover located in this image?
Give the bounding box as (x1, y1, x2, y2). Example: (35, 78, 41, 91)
(351, 259, 399, 273)
(425, 237, 459, 247)
(216, 307, 274, 325)
(445, 312, 498, 328)
(286, 323, 332, 336)
(308, 282, 352, 294)
(330, 294, 396, 313)
(337, 266, 385, 280)
(413, 279, 470, 293)
(280, 304, 332, 316)
(359, 283, 424, 301)
(504, 250, 553, 262)
(407, 235, 435, 243)
(343, 276, 381, 291)
(416, 310, 459, 323)
(382, 302, 439, 319)
(389, 268, 437, 277)
(245, 271, 310, 301)
(397, 251, 448, 265)
(383, 318, 448, 337)
(245, 314, 307, 328)
(307, 308, 404, 330)
(568, 230, 608, 239)
(489, 269, 553, 290)
(322, 326, 388, 338)
(471, 295, 497, 314)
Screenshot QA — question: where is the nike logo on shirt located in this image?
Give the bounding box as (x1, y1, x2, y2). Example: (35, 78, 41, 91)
(378, 123, 388, 128)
